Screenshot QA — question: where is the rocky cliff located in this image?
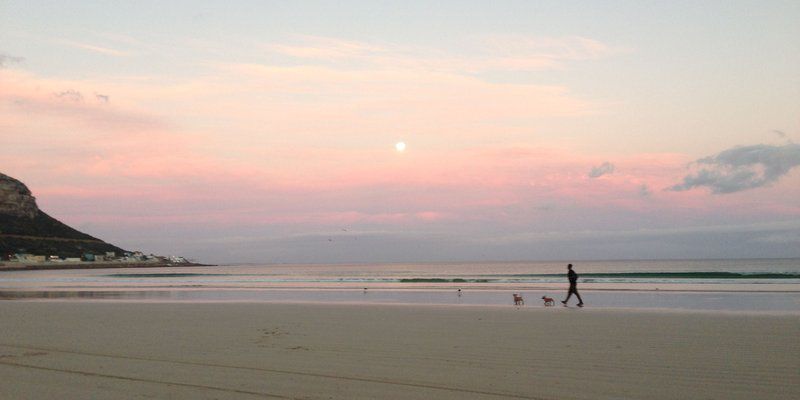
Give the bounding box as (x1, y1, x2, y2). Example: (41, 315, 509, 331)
(0, 173, 38, 218)
(0, 173, 127, 258)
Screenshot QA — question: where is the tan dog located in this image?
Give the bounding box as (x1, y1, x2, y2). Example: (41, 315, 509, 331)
(512, 293, 524, 306)
(541, 296, 555, 306)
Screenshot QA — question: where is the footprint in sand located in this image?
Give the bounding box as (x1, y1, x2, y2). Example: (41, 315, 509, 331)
(256, 327, 289, 347)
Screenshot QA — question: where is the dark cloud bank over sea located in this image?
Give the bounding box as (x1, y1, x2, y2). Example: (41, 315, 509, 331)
(101, 220, 800, 265)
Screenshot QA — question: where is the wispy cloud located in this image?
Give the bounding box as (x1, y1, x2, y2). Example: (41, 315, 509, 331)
(54, 89, 84, 102)
(588, 161, 615, 178)
(263, 34, 625, 73)
(0, 53, 24, 68)
(218, 61, 600, 134)
(267, 35, 387, 59)
(1, 70, 166, 134)
(56, 39, 132, 57)
(670, 143, 800, 194)
(476, 35, 627, 71)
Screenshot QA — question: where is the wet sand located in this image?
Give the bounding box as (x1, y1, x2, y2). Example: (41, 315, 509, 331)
(1, 302, 798, 399)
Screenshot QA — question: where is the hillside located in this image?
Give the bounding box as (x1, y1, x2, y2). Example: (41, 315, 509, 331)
(0, 173, 127, 258)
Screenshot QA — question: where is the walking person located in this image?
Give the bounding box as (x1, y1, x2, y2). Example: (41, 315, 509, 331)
(562, 263, 584, 307)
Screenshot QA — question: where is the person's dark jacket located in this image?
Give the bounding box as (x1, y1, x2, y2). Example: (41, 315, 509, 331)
(568, 269, 578, 284)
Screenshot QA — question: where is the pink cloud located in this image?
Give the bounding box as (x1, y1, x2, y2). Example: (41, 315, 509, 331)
(56, 39, 133, 57)
(3, 45, 797, 240)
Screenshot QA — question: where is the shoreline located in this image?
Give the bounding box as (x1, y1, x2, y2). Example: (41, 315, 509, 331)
(2, 286, 797, 314)
(2, 284, 799, 293)
(3, 297, 799, 317)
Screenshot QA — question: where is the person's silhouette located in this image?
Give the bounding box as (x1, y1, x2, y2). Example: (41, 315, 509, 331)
(562, 263, 584, 307)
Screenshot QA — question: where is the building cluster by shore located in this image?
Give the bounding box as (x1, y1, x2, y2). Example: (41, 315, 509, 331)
(0, 250, 195, 270)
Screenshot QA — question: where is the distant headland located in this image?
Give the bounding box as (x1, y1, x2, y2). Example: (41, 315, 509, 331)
(0, 172, 205, 270)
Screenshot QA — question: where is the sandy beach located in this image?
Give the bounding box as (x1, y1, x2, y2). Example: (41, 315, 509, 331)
(0, 302, 797, 399)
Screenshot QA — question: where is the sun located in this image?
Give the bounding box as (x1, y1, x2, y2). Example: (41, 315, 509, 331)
(395, 141, 406, 152)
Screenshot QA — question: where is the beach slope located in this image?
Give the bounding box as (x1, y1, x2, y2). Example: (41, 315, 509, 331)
(1, 302, 797, 399)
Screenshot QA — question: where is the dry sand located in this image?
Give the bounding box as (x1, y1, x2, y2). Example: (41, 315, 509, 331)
(0, 302, 797, 399)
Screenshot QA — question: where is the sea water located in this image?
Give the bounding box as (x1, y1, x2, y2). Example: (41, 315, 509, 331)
(1, 259, 799, 313)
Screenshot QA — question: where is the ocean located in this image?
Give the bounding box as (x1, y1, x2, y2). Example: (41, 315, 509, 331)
(2, 259, 799, 313)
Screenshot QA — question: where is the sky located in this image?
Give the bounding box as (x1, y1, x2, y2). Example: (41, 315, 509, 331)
(1, 1, 799, 264)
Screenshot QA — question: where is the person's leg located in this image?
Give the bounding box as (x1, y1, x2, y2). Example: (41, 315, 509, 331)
(562, 286, 575, 304)
(575, 290, 584, 305)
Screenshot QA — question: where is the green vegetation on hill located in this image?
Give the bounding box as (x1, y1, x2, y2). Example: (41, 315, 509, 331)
(0, 211, 126, 258)
(0, 210, 101, 239)
(0, 236, 125, 258)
